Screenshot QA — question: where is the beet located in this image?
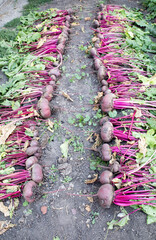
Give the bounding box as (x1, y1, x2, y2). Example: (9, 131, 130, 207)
(104, 89, 112, 95)
(43, 85, 54, 102)
(31, 163, 43, 183)
(101, 93, 116, 112)
(93, 20, 100, 27)
(90, 48, 98, 57)
(101, 80, 108, 87)
(97, 184, 114, 208)
(97, 66, 107, 81)
(110, 161, 120, 173)
(49, 68, 61, 77)
(26, 156, 38, 169)
(37, 97, 51, 119)
(101, 121, 113, 142)
(99, 116, 109, 126)
(94, 58, 103, 70)
(101, 143, 112, 161)
(26, 146, 39, 156)
(102, 86, 108, 93)
(30, 140, 39, 147)
(23, 180, 37, 203)
(100, 170, 113, 184)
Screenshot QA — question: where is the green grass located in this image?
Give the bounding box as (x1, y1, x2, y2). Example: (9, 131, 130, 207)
(4, 0, 52, 29)
(0, 29, 17, 41)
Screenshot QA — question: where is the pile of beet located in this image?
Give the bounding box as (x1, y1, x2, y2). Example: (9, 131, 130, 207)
(91, 5, 156, 209)
(0, 8, 72, 202)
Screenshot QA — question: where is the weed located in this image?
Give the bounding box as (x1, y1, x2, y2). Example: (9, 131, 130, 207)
(0, 29, 17, 41)
(49, 164, 58, 183)
(78, 44, 88, 51)
(23, 209, 32, 216)
(23, 200, 29, 207)
(71, 136, 84, 153)
(62, 176, 72, 183)
(89, 154, 105, 170)
(91, 211, 99, 224)
(81, 65, 87, 69)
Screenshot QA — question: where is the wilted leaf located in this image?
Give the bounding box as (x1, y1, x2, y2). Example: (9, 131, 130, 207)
(81, 26, 85, 33)
(0, 202, 10, 217)
(138, 136, 147, 157)
(0, 122, 16, 145)
(87, 197, 94, 203)
(47, 119, 55, 132)
(23, 140, 29, 152)
(85, 174, 98, 184)
(107, 207, 129, 230)
(112, 178, 122, 189)
(60, 139, 71, 158)
(92, 133, 102, 150)
(115, 138, 121, 148)
(87, 132, 94, 142)
(71, 22, 80, 26)
(85, 205, 91, 212)
(37, 36, 47, 49)
(94, 92, 103, 104)
(0, 221, 15, 235)
(85, 17, 91, 21)
(61, 92, 73, 102)
(134, 109, 142, 118)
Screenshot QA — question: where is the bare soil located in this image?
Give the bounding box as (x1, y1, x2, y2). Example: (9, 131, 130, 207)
(0, 0, 156, 240)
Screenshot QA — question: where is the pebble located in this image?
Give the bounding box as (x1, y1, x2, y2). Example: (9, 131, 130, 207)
(57, 157, 68, 163)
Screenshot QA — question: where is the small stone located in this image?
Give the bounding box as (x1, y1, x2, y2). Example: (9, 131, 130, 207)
(68, 182, 74, 190)
(87, 175, 92, 179)
(41, 206, 47, 215)
(71, 208, 77, 215)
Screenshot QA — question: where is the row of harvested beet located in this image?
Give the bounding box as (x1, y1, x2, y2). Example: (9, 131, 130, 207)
(90, 4, 154, 208)
(21, 10, 73, 202)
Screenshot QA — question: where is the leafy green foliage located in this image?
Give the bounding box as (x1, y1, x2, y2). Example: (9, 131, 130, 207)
(142, 0, 156, 19)
(107, 207, 130, 229)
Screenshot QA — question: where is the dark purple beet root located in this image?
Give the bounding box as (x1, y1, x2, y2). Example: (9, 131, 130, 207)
(26, 146, 39, 156)
(26, 156, 38, 169)
(98, 66, 107, 81)
(101, 121, 113, 142)
(23, 180, 37, 203)
(99, 116, 109, 126)
(110, 161, 120, 173)
(97, 184, 114, 208)
(31, 163, 43, 183)
(101, 143, 112, 161)
(100, 170, 113, 184)
(101, 93, 116, 112)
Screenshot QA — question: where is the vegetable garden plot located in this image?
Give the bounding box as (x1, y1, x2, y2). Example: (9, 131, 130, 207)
(0, 8, 72, 202)
(91, 4, 156, 223)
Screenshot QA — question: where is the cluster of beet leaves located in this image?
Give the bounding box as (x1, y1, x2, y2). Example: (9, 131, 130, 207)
(0, 8, 72, 203)
(91, 4, 156, 224)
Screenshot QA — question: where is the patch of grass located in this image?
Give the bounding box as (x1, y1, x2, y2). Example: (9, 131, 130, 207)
(23, 0, 52, 16)
(4, 18, 21, 28)
(62, 176, 72, 183)
(4, 0, 52, 29)
(0, 29, 17, 41)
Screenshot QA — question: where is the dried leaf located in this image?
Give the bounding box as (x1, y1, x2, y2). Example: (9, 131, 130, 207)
(71, 22, 80, 26)
(138, 136, 147, 157)
(87, 197, 94, 203)
(85, 17, 91, 21)
(81, 26, 85, 33)
(23, 140, 29, 152)
(92, 36, 98, 42)
(91, 133, 102, 150)
(0, 122, 16, 145)
(112, 178, 122, 189)
(85, 174, 98, 184)
(87, 132, 94, 141)
(93, 104, 99, 111)
(85, 205, 91, 212)
(50, 26, 59, 32)
(46, 119, 55, 132)
(0, 221, 15, 235)
(61, 92, 73, 102)
(37, 36, 47, 49)
(0, 202, 10, 217)
(115, 138, 121, 148)
(94, 92, 103, 104)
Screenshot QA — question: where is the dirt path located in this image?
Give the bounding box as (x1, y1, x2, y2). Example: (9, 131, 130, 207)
(0, 0, 156, 240)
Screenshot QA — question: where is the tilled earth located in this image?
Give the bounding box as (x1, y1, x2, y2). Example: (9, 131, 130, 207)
(0, 0, 156, 240)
